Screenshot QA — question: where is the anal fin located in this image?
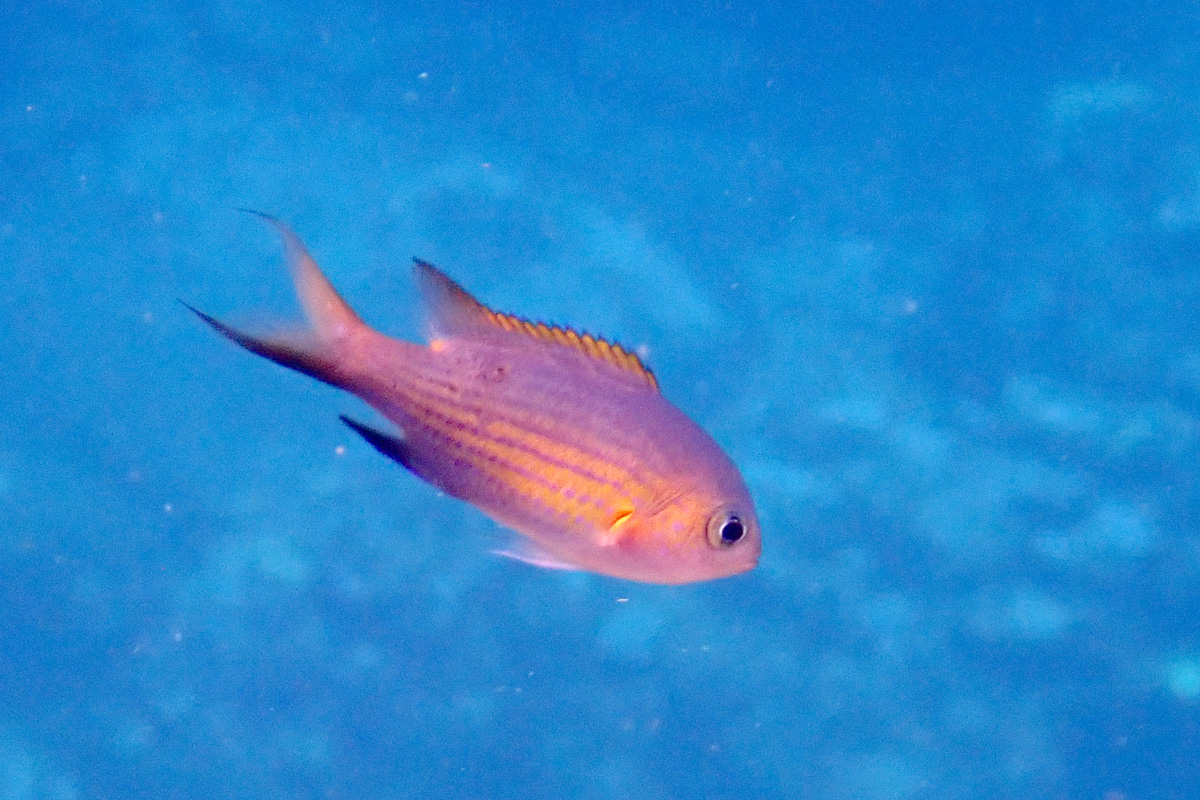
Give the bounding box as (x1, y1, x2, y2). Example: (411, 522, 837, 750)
(340, 415, 416, 472)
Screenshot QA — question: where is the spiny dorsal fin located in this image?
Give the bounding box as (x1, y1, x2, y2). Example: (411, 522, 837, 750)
(483, 308, 659, 391)
(414, 258, 659, 392)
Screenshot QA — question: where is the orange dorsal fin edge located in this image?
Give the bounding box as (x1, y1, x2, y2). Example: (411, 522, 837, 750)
(414, 258, 659, 392)
(483, 307, 658, 391)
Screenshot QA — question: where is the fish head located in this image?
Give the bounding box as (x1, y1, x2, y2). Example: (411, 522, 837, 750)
(617, 476, 761, 585)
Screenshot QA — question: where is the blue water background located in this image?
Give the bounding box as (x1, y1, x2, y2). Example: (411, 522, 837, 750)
(1, 2, 1198, 797)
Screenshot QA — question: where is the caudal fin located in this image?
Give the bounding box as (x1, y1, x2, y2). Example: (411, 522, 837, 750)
(182, 301, 343, 386)
(185, 212, 369, 389)
(238, 210, 364, 338)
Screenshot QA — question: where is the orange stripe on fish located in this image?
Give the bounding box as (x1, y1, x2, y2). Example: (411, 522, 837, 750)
(397, 373, 657, 505)
(399, 378, 640, 490)
(401, 386, 653, 535)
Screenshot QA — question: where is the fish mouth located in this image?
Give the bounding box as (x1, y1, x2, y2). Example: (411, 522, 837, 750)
(708, 550, 759, 581)
(735, 542, 762, 575)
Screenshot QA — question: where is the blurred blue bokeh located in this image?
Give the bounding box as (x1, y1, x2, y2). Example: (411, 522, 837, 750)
(1, 2, 1198, 798)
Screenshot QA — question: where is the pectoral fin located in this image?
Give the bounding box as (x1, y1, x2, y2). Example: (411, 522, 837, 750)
(492, 539, 581, 571)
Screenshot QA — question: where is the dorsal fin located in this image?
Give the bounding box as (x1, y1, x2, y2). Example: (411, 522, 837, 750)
(413, 258, 659, 392)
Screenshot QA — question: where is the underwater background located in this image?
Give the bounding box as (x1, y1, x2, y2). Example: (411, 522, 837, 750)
(2, 1, 1198, 797)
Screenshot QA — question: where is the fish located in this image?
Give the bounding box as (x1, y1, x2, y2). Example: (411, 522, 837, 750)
(188, 212, 760, 584)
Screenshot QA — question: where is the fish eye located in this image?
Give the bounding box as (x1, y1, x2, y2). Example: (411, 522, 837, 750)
(707, 511, 747, 549)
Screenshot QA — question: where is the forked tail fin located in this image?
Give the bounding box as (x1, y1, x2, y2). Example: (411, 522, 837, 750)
(238, 210, 364, 338)
(184, 212, 369, 389)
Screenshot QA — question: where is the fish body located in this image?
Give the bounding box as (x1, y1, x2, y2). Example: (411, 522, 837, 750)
(191, 214, 759, 584)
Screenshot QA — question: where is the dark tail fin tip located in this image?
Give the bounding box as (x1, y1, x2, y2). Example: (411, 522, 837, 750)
(180, 299, 251, 345)
(236, 208, 278, 223)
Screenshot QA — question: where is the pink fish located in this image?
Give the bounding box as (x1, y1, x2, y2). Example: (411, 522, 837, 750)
(189, 213, 759, 584)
